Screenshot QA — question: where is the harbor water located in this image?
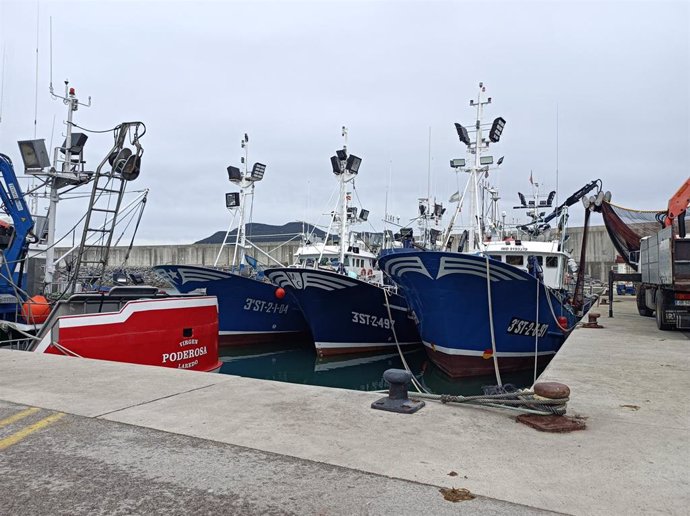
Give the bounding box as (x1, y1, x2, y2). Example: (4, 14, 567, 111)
(218, 342, 544, 396)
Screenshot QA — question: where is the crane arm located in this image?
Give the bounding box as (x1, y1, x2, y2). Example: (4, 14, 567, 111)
(665, 177, 690, 227)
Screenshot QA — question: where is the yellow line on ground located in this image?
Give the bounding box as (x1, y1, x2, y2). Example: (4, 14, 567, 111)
(0, 407, 41, 429)
(0, 412, 66, 451)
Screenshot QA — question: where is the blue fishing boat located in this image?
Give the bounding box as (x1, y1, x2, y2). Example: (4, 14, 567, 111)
(265, 128, 421, 357)
(154, 134, 310, 346)
(379, 83, 600, 378)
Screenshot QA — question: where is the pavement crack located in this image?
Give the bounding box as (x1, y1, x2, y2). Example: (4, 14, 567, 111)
(93, 383, 219, 418)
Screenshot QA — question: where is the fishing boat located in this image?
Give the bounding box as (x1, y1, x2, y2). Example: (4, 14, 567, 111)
(378, 83, 600, 379)
(265, 128, 421, 357)
(0, 82, 221, 373)
(153, 134, 310, 347)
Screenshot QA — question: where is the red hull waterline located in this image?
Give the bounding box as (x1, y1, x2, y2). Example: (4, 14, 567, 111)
(219, 330, 312, 348)
(425, 347, 555, 378)
(35, 296, 222, 373)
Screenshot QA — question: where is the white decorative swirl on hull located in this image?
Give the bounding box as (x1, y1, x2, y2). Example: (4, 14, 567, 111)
(383, 256, 432, 279)
(268, 270, 357, 291)
(436, 257, 528, 282)
(154, 266, 232, 285)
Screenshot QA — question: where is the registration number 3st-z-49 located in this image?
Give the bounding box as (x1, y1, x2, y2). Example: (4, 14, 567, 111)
(351, 311, 394, 329)
(243, 298, 289, 314)
(506, 317, 548, 337)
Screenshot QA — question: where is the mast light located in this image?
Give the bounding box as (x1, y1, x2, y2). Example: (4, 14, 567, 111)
(489, 117, 506, 143)
(345, 154, 362, 174)
(225, 192, 240, 208)
(454, 123, 471, 146)
(251, 162, 266, 181)
(60, 132, 88, 155)
(479, 156, 494, 165)
(450, 158, 465, 168)
(359, 209, 369, 221)
(330, 156, 342, 175)
(227, 165, 242, 183)
(17, 139, 51, 170)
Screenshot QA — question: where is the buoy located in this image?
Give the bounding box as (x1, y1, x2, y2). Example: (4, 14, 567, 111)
(557, 316, 568, 330)
(22, 295, 51, 324)
(360, 268, 366, 276)
(367, 269, 373, 276)
(274, 287, 286, 300)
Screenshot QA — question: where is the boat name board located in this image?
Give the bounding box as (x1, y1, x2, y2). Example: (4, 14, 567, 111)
(162, 346, 208, 364)
(506, 317, 548, 337)
(351, 311, 394, 329)
(243, 298, 290, 314)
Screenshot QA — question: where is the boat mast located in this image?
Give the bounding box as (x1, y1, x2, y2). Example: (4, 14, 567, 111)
(232, 133, 250, 268)
(446, 82, 505, 251)
(468, 83, 489, 251)
(339, 126, 348, 267)
(44, 81, 90, 288)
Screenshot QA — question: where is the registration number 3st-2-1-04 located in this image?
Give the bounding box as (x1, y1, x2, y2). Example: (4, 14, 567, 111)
(243, 298, 289, 314)
(351, 311, 394, 329)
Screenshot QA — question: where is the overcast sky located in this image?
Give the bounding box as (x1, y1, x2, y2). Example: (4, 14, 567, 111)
(0, 0, 687, 244)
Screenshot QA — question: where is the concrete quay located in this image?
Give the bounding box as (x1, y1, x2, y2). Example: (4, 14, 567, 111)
(0, 296, 688, 515)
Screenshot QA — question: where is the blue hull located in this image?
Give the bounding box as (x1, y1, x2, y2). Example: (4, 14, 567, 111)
(265, 268, 421, 356)
(378, 252, 582, 377)
(153, 265, 310, 346)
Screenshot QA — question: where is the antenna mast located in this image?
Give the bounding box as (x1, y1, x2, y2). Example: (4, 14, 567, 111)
(43, 80, 91, 288)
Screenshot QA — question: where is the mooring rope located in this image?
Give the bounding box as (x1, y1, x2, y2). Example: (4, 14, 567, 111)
(382, 287, 428, 394)
(484, 254, 502, 386)
(409, 390, 568, 416)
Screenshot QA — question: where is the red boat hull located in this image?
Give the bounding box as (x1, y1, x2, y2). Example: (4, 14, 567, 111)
(35, 296, 222, 373)
(424, 345, 554, 378)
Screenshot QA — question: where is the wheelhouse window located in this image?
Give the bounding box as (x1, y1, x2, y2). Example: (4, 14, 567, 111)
(546, 256, 559, 268)
(489, 255, 503, 262)
(506, 255, 524, 266)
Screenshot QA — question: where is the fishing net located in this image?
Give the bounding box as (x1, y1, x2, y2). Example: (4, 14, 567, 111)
(600, 201, 666, 269)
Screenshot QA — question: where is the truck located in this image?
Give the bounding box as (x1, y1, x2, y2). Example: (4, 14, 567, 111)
(636, 179, 690, 330)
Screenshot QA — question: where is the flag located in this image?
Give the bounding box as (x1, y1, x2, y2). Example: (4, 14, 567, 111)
(529, 170, 533, 185)
(449, 191, 460, 203)
(245, 255, 258, 269)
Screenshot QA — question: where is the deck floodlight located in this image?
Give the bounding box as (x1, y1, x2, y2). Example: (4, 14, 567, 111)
(546, 190, 556, 206)
(346, 154, 362, 174)
(479, 156, 494, 165)
(489, 117, 506, 143)
(251, 162, 266, 181)
(434, 203, 445, 217)
(347, 207, 358, 219)
(454, 123, 471, 146)
(497, 156, 504, 166)
(60, 132, 88, 155)
(17, 139, 51, 170)
(429, 228, 441, 241)
(227, 165, 242, 183)
(359, 209, 369, 221)
(336, 149, 348, 161)
(518, 192, 527, 207)
(419, 203, 426, 216)
(225, 192, 240, 208)
(450, 158, 466, 168)
(330, 155, 342, 175)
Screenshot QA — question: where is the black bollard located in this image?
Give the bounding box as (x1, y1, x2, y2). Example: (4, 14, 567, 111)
(371, 369, 425, 414)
